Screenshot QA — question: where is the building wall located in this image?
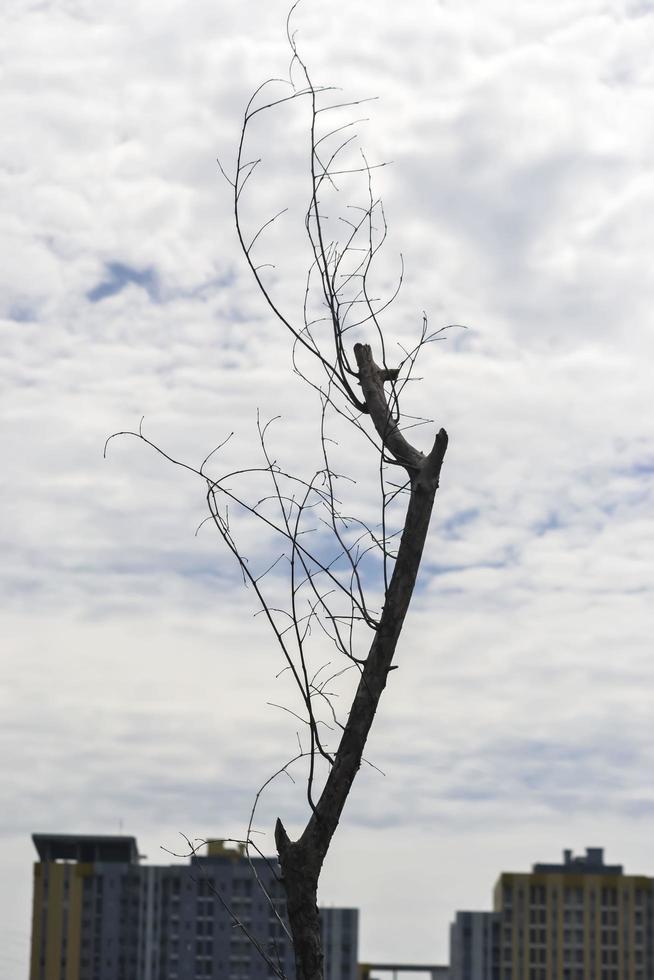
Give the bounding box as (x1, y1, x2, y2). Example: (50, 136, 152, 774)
(30, 860, 88, 980)
(449, 910, 499, 980)
(321, 907, 358, 980)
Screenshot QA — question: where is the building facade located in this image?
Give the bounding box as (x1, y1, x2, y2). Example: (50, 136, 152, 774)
(449, 848, 654, 980)
(493, 847, 654, 980)
(29, 833, 358, 980)
(449, 911, 500, 980)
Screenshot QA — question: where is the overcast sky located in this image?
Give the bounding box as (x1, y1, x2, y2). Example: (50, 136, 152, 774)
(2, 0, 654, 976)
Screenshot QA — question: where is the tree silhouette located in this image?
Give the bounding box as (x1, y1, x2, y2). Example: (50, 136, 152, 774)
(108, 7, 453, 979)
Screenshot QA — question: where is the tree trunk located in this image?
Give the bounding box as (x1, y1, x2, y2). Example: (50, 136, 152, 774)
(276, 344, 448, 980)
(275, 820, 323, 980)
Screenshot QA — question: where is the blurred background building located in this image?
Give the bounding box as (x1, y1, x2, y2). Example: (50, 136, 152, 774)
(449, 911, 499, 980)
(29, 833, 358, 980)
(450, 847, 653, 980)
(30, 837, 654, 980)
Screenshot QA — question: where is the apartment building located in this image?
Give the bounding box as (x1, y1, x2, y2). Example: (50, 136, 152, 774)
(494, 847, 653, 980)
(449, 910, 499, 980)
(450, 847, 654, 980)
(29, 833, 358, 980)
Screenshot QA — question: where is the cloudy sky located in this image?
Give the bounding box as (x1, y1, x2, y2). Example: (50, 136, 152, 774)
(2, 0, 654, 975)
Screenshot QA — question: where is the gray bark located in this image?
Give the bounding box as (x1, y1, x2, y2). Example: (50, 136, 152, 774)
(276, 343, 448, 980)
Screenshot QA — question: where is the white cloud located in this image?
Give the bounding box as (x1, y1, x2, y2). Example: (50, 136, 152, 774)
(2, 0, 654, 976)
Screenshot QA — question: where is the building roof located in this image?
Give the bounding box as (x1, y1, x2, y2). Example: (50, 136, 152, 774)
(533, 847, 623, 876)
(32, 833, 140, 864)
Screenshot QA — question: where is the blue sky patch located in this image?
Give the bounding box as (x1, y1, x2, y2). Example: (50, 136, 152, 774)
(533, 511, 562, 535)
(627, 459, 654, 477)
(8, 304, 36, 322)
(87, 262, 160, 303)
(440, 507, 480, 539)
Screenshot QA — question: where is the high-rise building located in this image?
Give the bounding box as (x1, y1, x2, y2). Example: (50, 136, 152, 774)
(321, 908, 358, 980)
(449, 910, 499, 980)
(494, 847, 653, 980)
(450, 848, 654, 980)
(29, 833, 358, 980)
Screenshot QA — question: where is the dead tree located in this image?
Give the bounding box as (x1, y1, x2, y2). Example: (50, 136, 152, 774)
(108, 8, 452, 980)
